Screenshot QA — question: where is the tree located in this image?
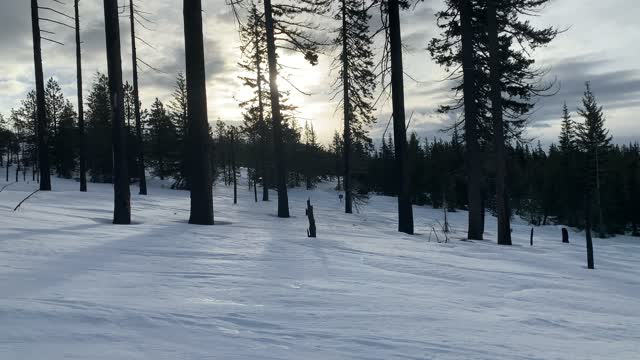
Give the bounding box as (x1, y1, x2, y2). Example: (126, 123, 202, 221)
(146, 98, 177, 180)
(128, 0, 148, 195)
(184, 0, 214, 225)
(487, 0, 510, 245)
(429, 0, 559, 239)
(167, 73, 189, 189)
(459, 0, 483, 240)
(261, 0, 328, 218)
(333, 0, 376, 213)
(75, 0, 87, 192)
(30, 0, 52, 191)
(385, 0, 414, 234)
(45, 78, 65, 175)
(103, 0, 131, 225)
(238, 3, 270, 201)
(576, 82, 611, 237)
(55, 101, 77, 179)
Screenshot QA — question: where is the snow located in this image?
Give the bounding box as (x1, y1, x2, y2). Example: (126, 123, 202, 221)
(1, 169, 639, 359)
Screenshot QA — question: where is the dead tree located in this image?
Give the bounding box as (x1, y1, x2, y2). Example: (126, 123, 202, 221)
(30, 0, 52, 191)
(306, 198, 316, 238)
(128, 0, 148, 195)
(388, 0, 413, 234)
(184, 0, 214, 225)
(487, 0, 511, 245)
(103, 0, 131, 224)
(74, 0, 87, 192)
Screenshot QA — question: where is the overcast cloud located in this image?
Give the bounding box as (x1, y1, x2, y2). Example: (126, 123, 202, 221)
(1, 0, 638, 146)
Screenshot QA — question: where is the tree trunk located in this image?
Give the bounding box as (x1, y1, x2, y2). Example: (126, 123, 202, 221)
(103, 0, 131, 225)
(388, 0, 413, 234)
(231, 129, 237, 205)
(341, 0, 353, 214)
(487, 0, 511, 245)
(75, 0, 87, 192)
(130, 0, 148, 195)
(562, 227, 569, 243)
(263, 0, 290, 218)
(184, 0, 214, 225)
(460, 0, 482, 240)
(585, 193, 595, 269)
(31, 0, 51, 191)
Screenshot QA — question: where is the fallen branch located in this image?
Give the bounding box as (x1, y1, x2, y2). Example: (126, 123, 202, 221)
(14, 189, 40, 212)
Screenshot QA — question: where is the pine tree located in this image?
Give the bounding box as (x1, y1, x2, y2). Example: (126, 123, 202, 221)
(559, 102, 575, 153)
(261, 0, 329, 218)
(168, 73, 189, 189)
(103, 0, 131, 225)
(333, 0, 376, 214)
(146, 98, 177, 180)
(74, 0, 87, 192)
(576, 82, 611, 237)
(56, 101, 77, 179)
(184, 0, 214, 225)
(30, 0, 52, 191)
(86, 73, 113, 183)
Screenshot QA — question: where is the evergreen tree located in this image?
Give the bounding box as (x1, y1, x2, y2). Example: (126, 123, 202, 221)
(86, 73, 113, 183)
(146, 98, 177, 180)
(167, 73, 189, 189)
(333, 0, 376, 213)
(576, 82, 611, 236)
(56, 101, 78, 179)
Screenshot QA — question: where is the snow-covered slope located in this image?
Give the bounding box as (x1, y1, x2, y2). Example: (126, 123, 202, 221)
(0, 171, 638, 359)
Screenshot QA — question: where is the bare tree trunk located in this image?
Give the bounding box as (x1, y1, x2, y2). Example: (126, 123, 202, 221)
(263, 0, 290, 218)
(562, 227, 569, 243)
(341, 0, 352, 214)
(231, 128, 237, 205)
(585, 194, 595, 269)
(103, 0, 131, 225)
(74, 0, 87, 192)
(129, 0, 148, 195)
(184, 0, 214, 225)
(487, 0, 511, 245)
(31, 0, 51, 191)
(388, 0, 413, 234)
(460, 0, 482, 240)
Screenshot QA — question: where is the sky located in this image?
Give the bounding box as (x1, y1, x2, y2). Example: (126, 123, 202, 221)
(1, 0, 639, 147)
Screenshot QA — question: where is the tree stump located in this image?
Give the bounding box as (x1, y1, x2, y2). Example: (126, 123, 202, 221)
(306, 198, 316, 238)
(562, 227, 569, 243)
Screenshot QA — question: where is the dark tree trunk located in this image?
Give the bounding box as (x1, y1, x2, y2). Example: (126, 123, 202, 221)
(184, 0, 214, 225)
(255, 40, 269, 203)
(103, 0, 131, 225)
(460, 0, 482, 240)
(306, 198, 316, 238)
(129, 0, 148, 195)
(74, 0, 87, 192)
(388, 0, 413, 234)
(530, 227, 534, 246)
(31, 0, 51, 191)
(487, 0, 511, 245)
(341, 0, 352, 214)
(263, 0, 290, 218)
(585, 194, 595, 269)
(231, 129, 237, 205)
(562, 227, 569, 243)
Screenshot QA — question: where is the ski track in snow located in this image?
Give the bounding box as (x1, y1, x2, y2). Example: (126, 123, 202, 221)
(0, 170, 639, 359)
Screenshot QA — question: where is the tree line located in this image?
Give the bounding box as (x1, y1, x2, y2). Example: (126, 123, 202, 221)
(2, 0, 635, 245)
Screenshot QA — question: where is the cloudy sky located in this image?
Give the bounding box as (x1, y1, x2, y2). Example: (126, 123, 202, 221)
(1, 0, 639, 146)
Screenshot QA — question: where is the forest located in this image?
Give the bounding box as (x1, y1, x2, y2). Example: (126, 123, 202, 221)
(1, 0, 639, 242)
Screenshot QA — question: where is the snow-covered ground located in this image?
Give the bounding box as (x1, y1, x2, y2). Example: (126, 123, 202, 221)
(0, 169, 638, 359)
